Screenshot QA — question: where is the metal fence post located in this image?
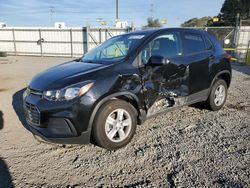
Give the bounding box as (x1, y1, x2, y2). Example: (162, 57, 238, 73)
(70, 29, 73, 57)
(12, 28, 17, 56)
(234, 14, 241, 47)
(105, 29, 108, 41)
(38, 29, 43, 57)
(83, 27, 89, 54)
(234, 26, 240, 48)
(99, 28, 102, 44)
(246, 40, 250, 65)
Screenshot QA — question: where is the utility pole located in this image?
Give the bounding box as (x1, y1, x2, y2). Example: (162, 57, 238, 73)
(116, 0, 119, 22)
(49, 6, 55, 27)
(150, 3, 154, 19)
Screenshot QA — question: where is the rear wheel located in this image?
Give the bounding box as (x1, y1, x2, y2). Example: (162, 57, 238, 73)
(207, 79, 228, 111)
(92, 100, 137, 150)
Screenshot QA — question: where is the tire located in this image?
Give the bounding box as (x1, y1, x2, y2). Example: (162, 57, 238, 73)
(207, 79, 228, 111)
(92, 99, 138, 150)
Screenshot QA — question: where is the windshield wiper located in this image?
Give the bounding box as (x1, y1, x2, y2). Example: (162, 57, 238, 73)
(81, 60, 102, 64)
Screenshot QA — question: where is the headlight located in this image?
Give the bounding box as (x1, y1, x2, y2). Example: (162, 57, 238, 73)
(43, 82, 94, 101)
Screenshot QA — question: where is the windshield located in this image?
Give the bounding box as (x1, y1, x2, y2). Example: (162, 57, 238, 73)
(81, 34, 145, 63)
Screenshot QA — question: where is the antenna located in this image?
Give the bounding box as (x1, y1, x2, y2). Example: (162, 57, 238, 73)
(49, 6, 55, 27)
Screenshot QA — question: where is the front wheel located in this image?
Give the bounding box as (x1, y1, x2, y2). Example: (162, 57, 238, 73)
(207, 79, 228, 111)
(92, 100, 137, 150)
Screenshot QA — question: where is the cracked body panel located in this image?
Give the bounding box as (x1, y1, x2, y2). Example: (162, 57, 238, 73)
(139, 57, 190, 116)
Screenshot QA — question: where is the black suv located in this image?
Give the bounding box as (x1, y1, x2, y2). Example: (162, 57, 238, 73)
(23, 28, 231, 149)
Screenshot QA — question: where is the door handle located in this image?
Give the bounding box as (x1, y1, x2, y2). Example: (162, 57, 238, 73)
(209, 55, 215, 60)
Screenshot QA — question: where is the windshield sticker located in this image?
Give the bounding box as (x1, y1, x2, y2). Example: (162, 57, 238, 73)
(128, 35, 145, 40)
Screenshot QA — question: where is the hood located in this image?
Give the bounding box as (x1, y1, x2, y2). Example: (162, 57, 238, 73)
(29, 61, 110, 91)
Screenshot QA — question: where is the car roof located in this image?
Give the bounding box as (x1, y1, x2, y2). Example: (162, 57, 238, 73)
(123, 28, 208, 36)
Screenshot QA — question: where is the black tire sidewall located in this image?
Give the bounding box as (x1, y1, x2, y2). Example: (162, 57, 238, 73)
(208, 79, 228, 111)
(92, 100, 137, 150)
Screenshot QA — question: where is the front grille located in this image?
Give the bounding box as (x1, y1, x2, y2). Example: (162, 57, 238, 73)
(25, 102, 40, 125)
(27, 88, 43, 97)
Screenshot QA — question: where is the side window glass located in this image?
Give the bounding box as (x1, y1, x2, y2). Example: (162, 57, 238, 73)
(184, 33, 206, 54)
(204, 36, 213, 50)
(141, 32, 182, 64)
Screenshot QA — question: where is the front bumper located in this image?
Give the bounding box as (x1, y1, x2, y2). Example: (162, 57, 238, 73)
(27, 122, 91, 144)
(23, 89, 94, 144)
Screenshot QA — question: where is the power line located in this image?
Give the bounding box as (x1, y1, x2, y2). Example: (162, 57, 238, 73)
(0, 11, 49, 15)
(0, 9, 146, 15)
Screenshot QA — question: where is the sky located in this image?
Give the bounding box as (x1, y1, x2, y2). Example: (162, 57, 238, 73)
(0, 0, 225, 28)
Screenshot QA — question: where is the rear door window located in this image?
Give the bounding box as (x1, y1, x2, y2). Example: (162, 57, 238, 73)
(204, 36, 214, 50)
(183, 33, 206, 54)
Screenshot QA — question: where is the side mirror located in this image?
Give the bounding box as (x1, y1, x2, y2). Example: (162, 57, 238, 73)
(147, 55, 168, 66)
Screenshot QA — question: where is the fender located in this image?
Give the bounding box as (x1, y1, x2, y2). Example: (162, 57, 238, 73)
(209, 70, 231, 91)
(87, 91, 143, 132)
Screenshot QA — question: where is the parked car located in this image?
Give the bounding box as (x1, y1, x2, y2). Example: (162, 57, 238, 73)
(23, 28, 232, 150)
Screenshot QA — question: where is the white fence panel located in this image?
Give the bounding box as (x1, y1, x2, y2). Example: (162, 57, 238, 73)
(16, 43, 40, 53)
(72, 30, 84, 42)
(43, 43, 71, 55)
(0, 30, 13, 40)
(41, 30, 70, 42)
(72, 44, 84, 56)
(15, 30, 39, 41)
(0, 27, 129, 57)
(0, 42, 14, 52)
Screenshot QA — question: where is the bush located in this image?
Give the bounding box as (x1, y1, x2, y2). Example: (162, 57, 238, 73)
(0, 52, 7, 57)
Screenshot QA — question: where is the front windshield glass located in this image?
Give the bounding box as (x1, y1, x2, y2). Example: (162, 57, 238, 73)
(81, 34, 145, 63)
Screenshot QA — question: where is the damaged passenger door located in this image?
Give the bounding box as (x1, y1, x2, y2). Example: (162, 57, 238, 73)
(138, 31, 190, 116)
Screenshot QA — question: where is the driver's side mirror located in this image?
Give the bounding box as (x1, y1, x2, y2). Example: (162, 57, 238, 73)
(147, 55, 168, 66)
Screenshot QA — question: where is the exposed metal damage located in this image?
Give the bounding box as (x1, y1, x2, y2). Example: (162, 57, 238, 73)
(143, 62, 190, 116)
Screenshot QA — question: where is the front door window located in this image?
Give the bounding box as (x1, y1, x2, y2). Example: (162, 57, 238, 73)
(141, 32, 182, 65)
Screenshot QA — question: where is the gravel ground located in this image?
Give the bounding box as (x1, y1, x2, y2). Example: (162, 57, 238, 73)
(0, 56, 249, 188)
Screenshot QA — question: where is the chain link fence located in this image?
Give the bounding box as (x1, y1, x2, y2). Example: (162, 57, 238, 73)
(182, 26, 250, 64)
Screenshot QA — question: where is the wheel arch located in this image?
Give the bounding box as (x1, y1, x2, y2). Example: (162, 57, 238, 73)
(210, 70, 231, 89)
(87, 92, 145, 132)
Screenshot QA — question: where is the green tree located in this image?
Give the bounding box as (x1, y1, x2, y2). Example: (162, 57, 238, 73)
(208, 0, 250, 26)
(181, 17, 212, 27)
(144, 17, 162, 28)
